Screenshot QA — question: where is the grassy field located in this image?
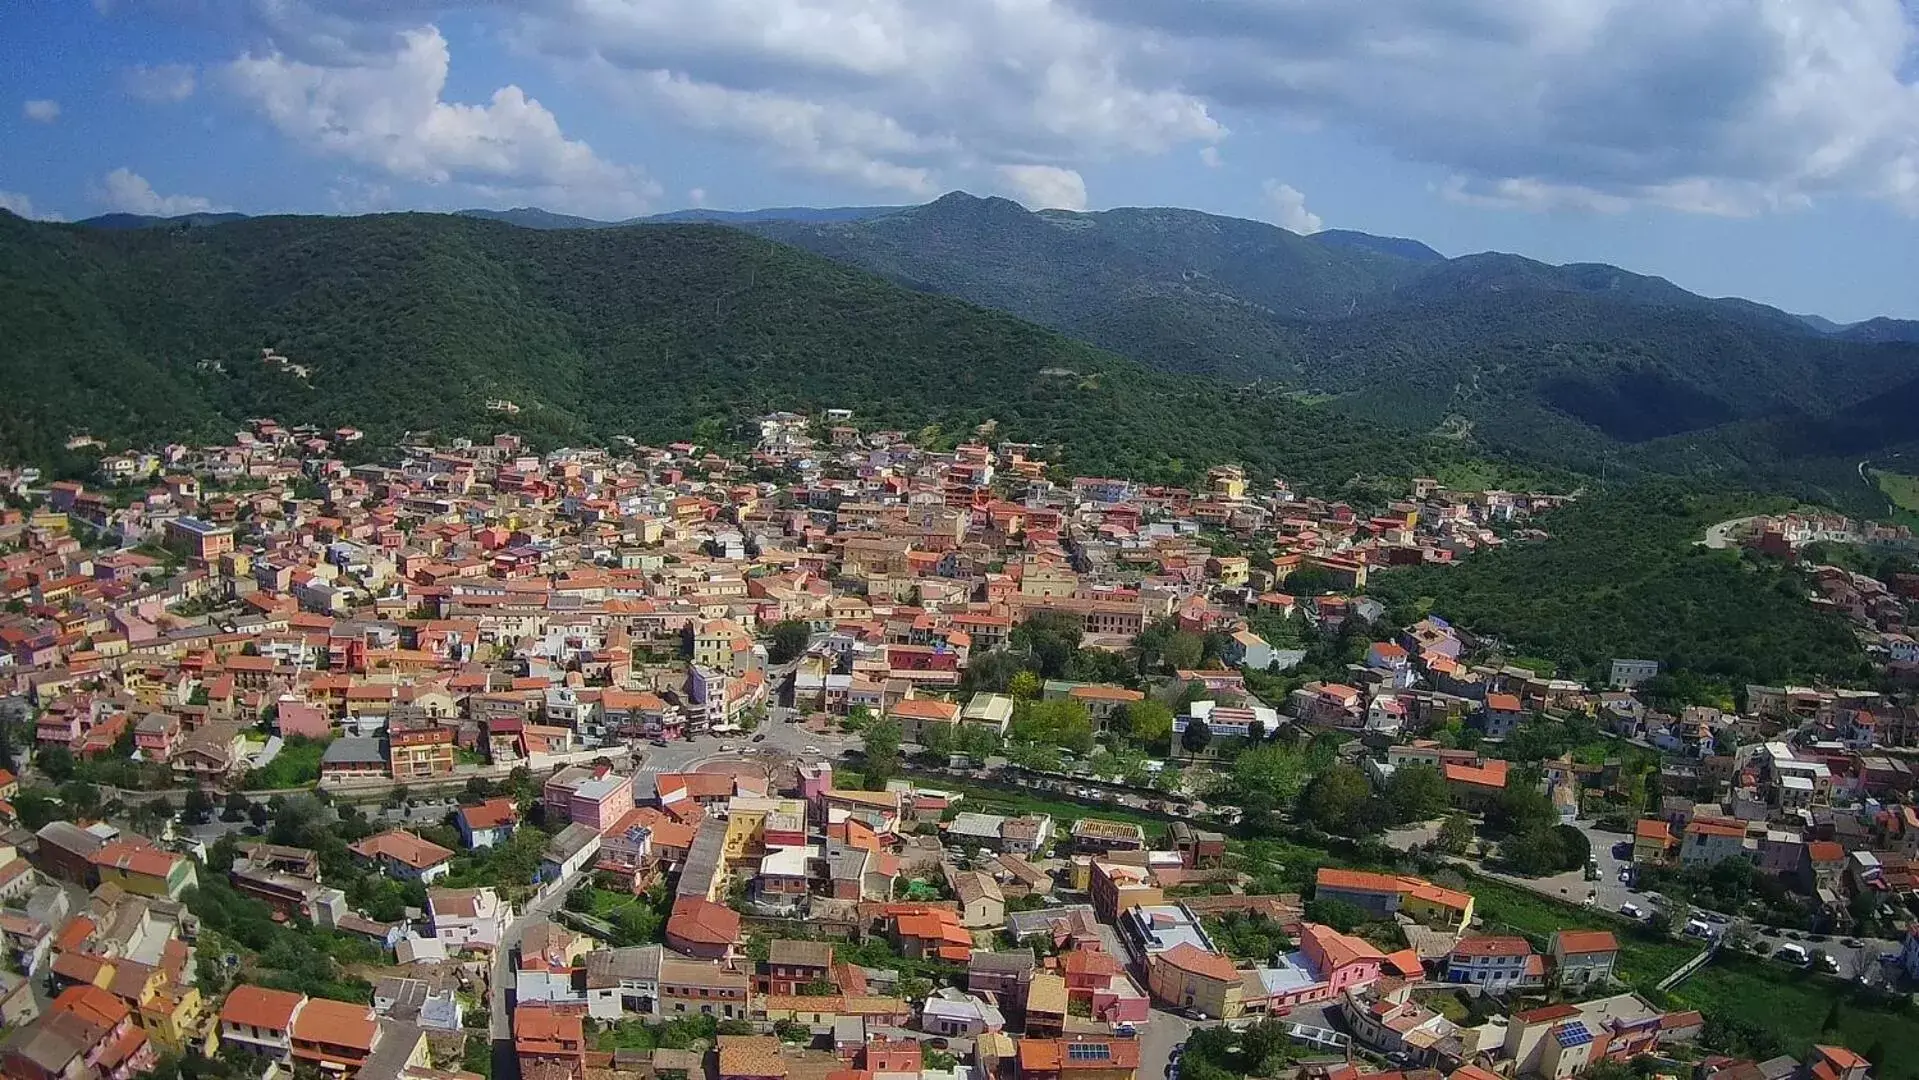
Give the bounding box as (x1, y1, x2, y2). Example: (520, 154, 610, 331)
(1873, 469, 1919, 511)
(1670, 951, 1919, 1078)
(1462, 872, 1699, 985)
(904, 772, 1174, 839)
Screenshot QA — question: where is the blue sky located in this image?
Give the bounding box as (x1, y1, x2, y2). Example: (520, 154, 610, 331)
(6, 1, 1919, 321)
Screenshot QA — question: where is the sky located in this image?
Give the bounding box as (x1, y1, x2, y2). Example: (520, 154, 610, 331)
(5, 1, 1919, 322)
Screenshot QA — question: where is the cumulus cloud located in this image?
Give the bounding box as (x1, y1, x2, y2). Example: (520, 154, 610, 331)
(22, 99, 60, 123)
(96, 168, 227, 215)
(1262, 180, 1322, 233)
(153, 0, 1919, 216)
(517, 0, 1222, 195)
(998, 165, 1088, 210)
(125, 64, 198, 103)
(0, 191, 60, 220)
(225, 25, 659, 217)
(1086, 0, 1919, 216)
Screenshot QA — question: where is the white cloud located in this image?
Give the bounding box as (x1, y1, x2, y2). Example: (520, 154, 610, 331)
(1199, 146, 1222, 168)
(225, 25, 658, 217)
(998, 165, 1088, 210)
(1261, 180, 1322, 233)
(95, 168, 227, 216)
(517, 0, 1221, 194)
(0, 191, 62, 220)
(621, 68, 943, 195)
(688, 187, 708, 206)
(22, 99, 60, 123)
(147, 0, 1919, 217)
(125, 64, 198, 103)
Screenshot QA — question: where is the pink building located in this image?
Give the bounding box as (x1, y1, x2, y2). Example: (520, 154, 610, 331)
(543, 765, 635, 834)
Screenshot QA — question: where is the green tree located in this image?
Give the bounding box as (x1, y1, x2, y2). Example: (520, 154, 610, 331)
(1303, 897, 1368, 933)
(862, 717, 903, 790)
(36, 746, 75, 782)
(1118, 700, 1175, 748)
(1230, 743, 1310, 804)
(1385, 764, 1451, 822)
(1180, 717, 1212, 756)
(1160, 632, 1205, 673)
(766, 620, 812, 665)
(1435, 813, 1476, 854)
(182, 785, 213, 825)
(1007, 671, 1043, 701)
(1010, 611, 1082, 679)
(1300, 764, 1375, 836)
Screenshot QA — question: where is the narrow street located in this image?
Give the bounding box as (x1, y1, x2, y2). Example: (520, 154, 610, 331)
(489, 868, 587, 1080)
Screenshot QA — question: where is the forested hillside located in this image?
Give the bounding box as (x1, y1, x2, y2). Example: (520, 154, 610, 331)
(1368, 484, 1872, 700)
(0, 210, 1496, 493)
(743, 194, 1919, 494)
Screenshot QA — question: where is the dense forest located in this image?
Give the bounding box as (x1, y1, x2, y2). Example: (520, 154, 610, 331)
(1367, 484, 1873, 699)
(744, 193, 1919, 508)
(0, 210, 1527, 493)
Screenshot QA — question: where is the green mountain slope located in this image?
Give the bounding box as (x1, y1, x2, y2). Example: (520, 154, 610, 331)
(0, 209, 1496, 492)
(739, 193, 1919, 470)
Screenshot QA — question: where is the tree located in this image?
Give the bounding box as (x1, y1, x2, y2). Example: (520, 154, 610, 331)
(35, 746, 74, 782)
(1161, 632, 1205, 673)
(862, 717, 903, 790)
(1304, 897, 1368, 933)
(766, 620, 812, 665)
(1230, 743, 1310, 804)
(182, 785, 213, 825)
(1007, 671, 1043, 701)
(1488, 782, 1558, 837)
(1180, 717, 1212, 756)
(1435, 813, 1476, 855)
(1300, 764, 1374, 835)
(1385, 763, 1451, 823)
(1009, 698, 1094, 754)
(59, 780, 101, 820)
(1500, 827, 1569, 876)
(222, 791, 250, 823)
(1011, 612, 1082, 679)
(249, 803, 270, 829)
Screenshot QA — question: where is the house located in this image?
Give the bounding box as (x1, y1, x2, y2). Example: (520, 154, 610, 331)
(1481, 693, 1527, 737)
(4, 985, 157, 1080)
(220, 985, 307, 1063)
(658, 954, 750, 1019)
(968, 949, 1037, 1012)
(1248, 922, 1386, 1016)
(759, 939, 833, 997)
(427, 887, 512, 952)
(387, 725, 455, 780)
(1070, 819, 1146, 854)
(1014, 1035, 1139, 1080)
(950, 869, 1007, 928)
(32, 822, 104, 887)
(1147, 941, 1243, 1018)
(1681, 818, 1749, 868)
(544, 765, 636, 834)
(1312, 869, 1474, 929)
(716, 1035, 786, 1080)
(289, 996, 379, 1074)
(1169, 822, 1226, 870)
(665, 896, 741, 959)
(1442, 758, 1510, 809)
(89, 841, 197, 900)
(455, 797, 520, 849)
(1550, 930, 1619, 989)
(320, 736, 389, 780)
(888, 904, 975, 963)
(920, 987, 1007, 1037)
(1632, 819, 1675, 867)
(1444, 936, 1542, 990)
(515, 1003, 587, 1080)
(348, 830, 455, 883)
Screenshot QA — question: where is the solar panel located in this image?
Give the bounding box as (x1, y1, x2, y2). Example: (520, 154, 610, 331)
(1066, 1044, 1113, 1061)
(1553, 1022, 1594, 1048)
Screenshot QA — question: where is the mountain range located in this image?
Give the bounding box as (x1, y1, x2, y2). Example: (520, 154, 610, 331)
(38, 195, 1919, 507)
(2, 209, 1497, 495)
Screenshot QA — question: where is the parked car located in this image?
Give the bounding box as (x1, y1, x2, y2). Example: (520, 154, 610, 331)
(1841, 937, 1865, 949)
(803, 745, 821, 754)
(1776, 943, 1810, 965)
(1619, 902, 1644, 919)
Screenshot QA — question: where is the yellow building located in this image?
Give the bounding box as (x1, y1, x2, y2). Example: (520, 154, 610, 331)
(139, 984, 216, 1055)
(1147, 944, 1244, 1019)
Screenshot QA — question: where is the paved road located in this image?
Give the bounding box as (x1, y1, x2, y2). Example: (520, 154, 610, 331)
(1387, 818, 1899, 981)
(1139, 1008, 1195, 1080)
(1700, 516, 1756, 549)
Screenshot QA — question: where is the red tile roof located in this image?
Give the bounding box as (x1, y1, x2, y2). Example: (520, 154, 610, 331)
(221, 985, 307, 1031)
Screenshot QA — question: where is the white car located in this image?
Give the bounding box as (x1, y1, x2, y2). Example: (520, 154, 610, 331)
(804, 745, 820, 754)
(1619, 902, 1644, 919)
(719, 743, 737, 752)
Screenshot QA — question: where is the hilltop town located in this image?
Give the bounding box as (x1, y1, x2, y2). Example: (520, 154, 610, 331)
(0, 413, 1907, 1080)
